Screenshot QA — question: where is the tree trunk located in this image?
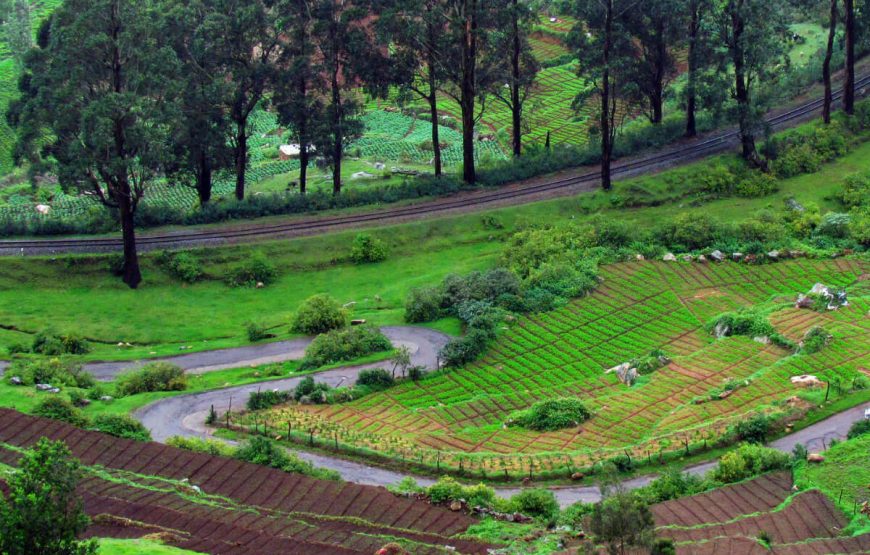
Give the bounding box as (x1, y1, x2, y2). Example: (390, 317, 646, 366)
(234, 122, 247, 200)
(427, 19, 442, 177)
(822, 0, 837, 124)
(195, 148, 212, 204)
(844, 0, 855, 115)
(511, 0, 522, 156)
(118, 185, 141, 289)
(731, 7, 757, 162)
(600, 0, 613, 190)
(685, 1, 699, 137)
(460, 0, 477, 184)
(650, 20, 666, 124)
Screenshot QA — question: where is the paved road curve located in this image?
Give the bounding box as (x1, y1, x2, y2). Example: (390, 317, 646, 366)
(132, 329, 870, 507)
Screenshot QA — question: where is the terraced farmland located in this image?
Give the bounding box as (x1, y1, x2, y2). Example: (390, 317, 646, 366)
(0, 409, 492, 555)
(255, 258, 870, 474)
(650, 472, 870, 554)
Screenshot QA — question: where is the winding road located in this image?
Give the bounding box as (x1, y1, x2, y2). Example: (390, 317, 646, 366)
(127, 326, 870, 507)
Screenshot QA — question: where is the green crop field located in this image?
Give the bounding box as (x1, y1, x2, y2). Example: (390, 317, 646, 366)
(255, 257, 869, 473)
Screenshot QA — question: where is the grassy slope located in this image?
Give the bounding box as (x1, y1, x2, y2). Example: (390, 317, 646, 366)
(98, 539, 199, 555)
(795, 433, 870, 514)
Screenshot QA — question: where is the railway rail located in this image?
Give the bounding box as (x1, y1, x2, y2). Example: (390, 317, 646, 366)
(2, 75, 868, 255)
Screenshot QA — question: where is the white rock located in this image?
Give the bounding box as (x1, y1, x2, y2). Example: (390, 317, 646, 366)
(663, 253, 677, 262)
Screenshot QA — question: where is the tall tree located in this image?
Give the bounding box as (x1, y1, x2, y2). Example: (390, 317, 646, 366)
(843, 0, 856, 114)
(625, 0, 680, 124)
(274, 0, 322, 193)
(161, 0, 234, 204)
(489, 0, 540, 156)
(0, 438, 97, 555)
(569, 0, 641, 190)
(208, 0, 283, 200)
(310, 0, 390, 195)
(13, 0, 180, 288)
(822, 0, 839, 123)
(683, 0, 719, 136)
(3, 0, 32, 67)
(588, 481, 655, 555)
(715, 0, 789, 165)
(438, 0, 502, 183)
(379, 0, 449, 175)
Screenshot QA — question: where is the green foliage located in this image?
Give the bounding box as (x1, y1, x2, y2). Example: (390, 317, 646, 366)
(166, 435, 236, 457)
(293, 376, 331, 404)
(800, 326, 831, 354)
(245, 321, 271, 342)
(588, 490, 655, 555)
(234, 436, 340, 480)
(350, 233, 388, 264)
(31, 330, 90, 355)
(5, 358, 94, 388)
(355, 368, 395, 390)
(815, 212, 851, 239)
(630, 349, 669, 376)
(839, 173, 870, 209)
(712, 443, 790, 484)
(654, 213, 723, 251)
(509, 488, 559, 524)
(225, 252, 277, 287)
(299, 325, 391, 370)
(0, 438, 97, 555)
(707, 310, 775, 339)
(115, 362, 187, 396)
(508, 398, 591, 431)
(734, 414, 771, 444)
(767, 121, 849, 178)
(291, 294, 349, 335)
(403, 286, 443, 323)
(156, 251, 204, 283)
(847, 419, 870, 440)
(425, 476, 498, 509)
(635, 468, 707, 505)
(246, 389, 291, 411)
(32, 396, 89, 427)
(91, 414, 151, 441)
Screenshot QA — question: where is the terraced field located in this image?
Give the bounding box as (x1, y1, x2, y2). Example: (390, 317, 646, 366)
(651, 472, 870, 554)
(0, 409, 492, 555)
(255, 258, 870, 474)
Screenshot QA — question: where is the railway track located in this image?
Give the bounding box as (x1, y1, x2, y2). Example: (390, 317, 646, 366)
(2, 75, 869, 255)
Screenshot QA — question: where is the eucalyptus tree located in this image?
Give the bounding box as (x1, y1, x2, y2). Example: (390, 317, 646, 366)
(488, 0, 540, 156)
(160, 0, 234, 204)
(715, 0, 789, 165)
(843, 0, 856, 114)
(12, 0, 181, 288)
(683, 0, 716, 136)
(2, 0, 32, 67)
(568, 0, 641, 190)
(822, 0, 839, 123)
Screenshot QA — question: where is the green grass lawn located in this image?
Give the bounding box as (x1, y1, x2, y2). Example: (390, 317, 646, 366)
(98, 539, 198, 555)
(795, 433, 870, 515)
(0, 132, 867, 359)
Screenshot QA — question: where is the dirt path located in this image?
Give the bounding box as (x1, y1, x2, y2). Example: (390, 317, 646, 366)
(132, 331, 869, 507)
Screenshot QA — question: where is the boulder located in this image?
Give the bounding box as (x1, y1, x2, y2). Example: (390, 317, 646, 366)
(351, 319, 367, 326)
(635, 254, 645, 261)
(709, 250, 725, 262)
(449, 500, 463, 512)
(255, 281, 265, 289)
(697, 255, 708, 263)
(35, 383, 54, 391)
(807, 453, 825, 463)
(570, 472, 584, 481)
(100, 395, 114, 402)
(663, 253, 677, 262)
(9, 376, 23, 386)
(767, 250, 780, 260)
(732, 252, 744, 261)
(682, 254, 694, 262)
(790, 375, 823, 388)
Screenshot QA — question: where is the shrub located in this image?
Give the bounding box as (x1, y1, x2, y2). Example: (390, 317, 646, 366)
(5, 359, 95, 389)
(654, 213, 722, 251)
(509, 488, 559, 524)
(508, 398, 591, 431)
(167, 435, 236, 457)
(91, 414, 151, 441)
(293, 376, 331, 403)
(245, 321, 271, 342)
(439, 328, 493, 368)
(525, 260, 598, 300)
(847, 419, 870, 439)
(425, 476, 497, 508)
(355, 368, 394, 390)
(712, 443, 790, 483)
(299, 325, 391, 370)
(734, 414, 771, 444)
(636, 468, 706, 504)
(291, 294, 348, 335)
(116, 362, 187, 396)
(31, 330, 90, 355)
(235, 437, 340, 480)
(247, 389, 291, 411)
(32, 397, 89, 427)
(350, 233, 388, 263)
(404, 286, 444, 323)
(815, 212, 851, 238)
(226, 252, 277, 287)
(707, 310, 775, 339)
(157, 250, 204, 283)
(838, 173, 870, 208)
(408, 365, 424, 381)
(800, 326, 831, 354)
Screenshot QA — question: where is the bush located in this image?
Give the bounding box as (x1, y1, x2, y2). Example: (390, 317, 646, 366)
(157, 250, 203, 283)
(116, 362, 187, 396)
(508, 398, 591, 431)
(425, 476, 497, 508)
(246, 389, 291, 411)
(32, 397, 89, 427)
(847, 419, 870, 439)
(293, 376, 331, 403)
(355, 368, 394, 390)
(509, 488, 559, 524)
(654, 213, 722, 251)
(226, 252, 277, 287)
(734, 414, 771, 444)
(636, 468, 707, 504)
(838, 173, 870, 208)
(707, 310, 775, 339)
(167, 435, 236, 457)
(5, 359, 94, 389)
(91, 414, 151, 441)
(299, 325, 392, 370)
(235, 437, 340, 480)
(291, 294, 349, 335)
(404, 286, 444, 323)
(350, 233, 388, 263)
(439, 328, 493, 368)
(31, 330, 90, 355)
(800, 326, 831, 354)
(712, 443, 790, 484)
(815, 212, 851, 239)
(245, 321, 271, 342)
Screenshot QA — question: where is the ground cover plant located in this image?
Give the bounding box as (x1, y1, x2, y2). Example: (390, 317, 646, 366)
(245, 257, 870, 476)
